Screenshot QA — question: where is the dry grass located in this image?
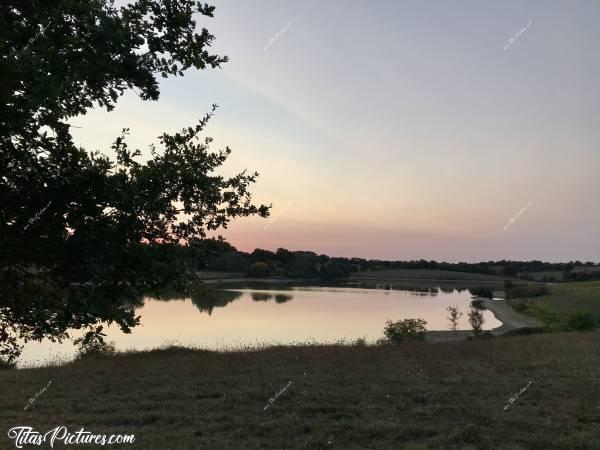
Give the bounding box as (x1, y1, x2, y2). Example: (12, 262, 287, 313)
(2, 332, 600, 449)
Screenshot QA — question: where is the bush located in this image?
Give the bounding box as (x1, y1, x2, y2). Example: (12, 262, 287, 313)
(446, 305, 463, 331)
(352, 336, 367, 347)
(383, 318, 427, 344)
(468, 306, 485, 336)
(566, 311, 597, 332)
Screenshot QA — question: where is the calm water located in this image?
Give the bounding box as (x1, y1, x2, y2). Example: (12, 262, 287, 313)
(18, 284, 501, 367)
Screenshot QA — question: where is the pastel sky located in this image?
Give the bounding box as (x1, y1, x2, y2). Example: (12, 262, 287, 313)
(71, 0, 600, 262)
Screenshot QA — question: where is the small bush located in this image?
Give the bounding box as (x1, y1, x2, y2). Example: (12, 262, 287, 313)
(566, 311, 596, 332)
(383, 318, 427, 344)
(468, 306, 485, 336)
(446, 305, 463, 331)
(352, 336, 367, 347)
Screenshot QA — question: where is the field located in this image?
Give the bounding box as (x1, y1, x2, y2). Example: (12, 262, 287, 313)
(2, 332, 600, 449)
(518, 270, 564, 281)
(350, 269, 512, 284)
(513, 281, 600, 317)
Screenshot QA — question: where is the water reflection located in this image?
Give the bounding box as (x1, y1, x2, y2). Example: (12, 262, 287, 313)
(192, 290, 244, 315)
(8, 283, 502, 367)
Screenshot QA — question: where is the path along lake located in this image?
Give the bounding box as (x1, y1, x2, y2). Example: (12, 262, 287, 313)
(18, 283, 501, 367)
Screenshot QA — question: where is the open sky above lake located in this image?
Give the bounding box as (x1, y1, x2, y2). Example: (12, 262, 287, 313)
(72, 0, 600, 262)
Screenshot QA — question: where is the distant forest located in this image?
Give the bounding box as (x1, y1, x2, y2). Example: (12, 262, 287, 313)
(149, 239, 600, 283)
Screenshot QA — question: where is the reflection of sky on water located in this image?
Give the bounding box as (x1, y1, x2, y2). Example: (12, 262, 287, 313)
(18, 286, 500, 367)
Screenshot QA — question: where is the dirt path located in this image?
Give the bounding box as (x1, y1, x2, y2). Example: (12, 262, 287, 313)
(480, 298, 543, 334)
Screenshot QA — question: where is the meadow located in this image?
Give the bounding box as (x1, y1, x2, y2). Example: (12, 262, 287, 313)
(2, 332, 599, 449)
(350, 269, 511, 283)
(507, 281, 600, 330)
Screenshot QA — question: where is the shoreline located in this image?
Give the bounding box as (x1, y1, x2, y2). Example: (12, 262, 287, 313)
(426, 297, 543, 343)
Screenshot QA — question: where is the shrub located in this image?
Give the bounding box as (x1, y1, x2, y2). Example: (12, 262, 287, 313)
(383, 318, 427, 344)
(352, 336, 367, 347)
(446, 306, 463, 331)
(566, 311, 596, 332)
(468, 306, 485, 336)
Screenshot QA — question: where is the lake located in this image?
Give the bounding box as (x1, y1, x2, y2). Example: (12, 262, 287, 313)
(17, 283, 501, 367)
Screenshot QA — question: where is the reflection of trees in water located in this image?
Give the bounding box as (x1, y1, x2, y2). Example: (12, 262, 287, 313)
(191, 289, 243, 315)
(251, 292, 273, 302)
(274, 294, 293, 304)
(250, 292, 294, 304)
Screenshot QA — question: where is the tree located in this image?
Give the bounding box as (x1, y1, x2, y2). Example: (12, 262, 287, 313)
(248, 262, 270, 278)
(382, 319, 427, 344)
(468, 306, 485, 336)
(0, 0, 270, 363)
(446, 306, 463, 332)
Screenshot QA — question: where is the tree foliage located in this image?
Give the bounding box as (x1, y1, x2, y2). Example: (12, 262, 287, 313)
(382, 318, 427, 344)
(0, 0, 269, 363)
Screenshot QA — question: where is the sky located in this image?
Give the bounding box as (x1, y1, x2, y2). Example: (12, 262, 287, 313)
(71, 0, 600, 262)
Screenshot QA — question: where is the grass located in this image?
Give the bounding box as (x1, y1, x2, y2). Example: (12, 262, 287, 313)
(2, 333, 600, 449)
(350, 269, 512, 283)
(507, 281, 600, 330)
(518, 270, 564, 281)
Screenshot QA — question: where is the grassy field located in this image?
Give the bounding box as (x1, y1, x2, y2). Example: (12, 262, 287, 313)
(350, 269, 512, 283)
(532, 281, 600, 315)
(2, 332, 600, 449)
(507, 281, 600, 327)
(518, 270, 564, 281)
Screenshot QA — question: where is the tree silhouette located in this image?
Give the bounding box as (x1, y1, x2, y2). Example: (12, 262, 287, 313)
(0, 0, 269, 363)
